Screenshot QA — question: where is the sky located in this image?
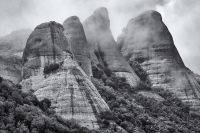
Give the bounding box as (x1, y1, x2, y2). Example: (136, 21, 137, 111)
(0, 0, 199, 74)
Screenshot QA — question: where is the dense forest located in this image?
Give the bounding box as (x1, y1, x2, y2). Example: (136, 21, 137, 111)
(1, 69, 200, 133)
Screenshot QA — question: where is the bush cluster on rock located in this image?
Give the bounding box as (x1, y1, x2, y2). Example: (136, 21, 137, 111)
(129, 61, 151, 85)
(43, 63, 59, 75)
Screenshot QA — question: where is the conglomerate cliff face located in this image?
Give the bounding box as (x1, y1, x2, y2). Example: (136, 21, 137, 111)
(0, 29, 32, 83)
(21, 21, 110, 129)
(63, 16, 92, 77)
(83, 7, 140, 86)
(117, 10, 200, 112)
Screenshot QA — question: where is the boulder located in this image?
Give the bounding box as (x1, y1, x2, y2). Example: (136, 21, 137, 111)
(83, 7, 140, 86)
(117, 10, 200, 113)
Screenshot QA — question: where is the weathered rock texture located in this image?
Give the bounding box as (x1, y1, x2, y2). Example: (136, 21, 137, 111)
(21, 22, 109, 129)
(194, 73, 200, 85)
(63, 16, 92, 77)
(0, 55, 22, 84)
(83, 7, 140, 86)
(0, 29, 31, 83)
(117, 10, 200, 112)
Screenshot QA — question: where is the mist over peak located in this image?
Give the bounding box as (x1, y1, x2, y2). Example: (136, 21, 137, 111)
(0, 0, 200, 74)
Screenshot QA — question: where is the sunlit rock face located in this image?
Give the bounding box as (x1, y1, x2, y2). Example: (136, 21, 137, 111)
(83, 7, 140, 86)
(21, 21, 109, 129)
(0, 29, 32, 83)
(117, 10, 200, 112)
(63, 16, 92, 78)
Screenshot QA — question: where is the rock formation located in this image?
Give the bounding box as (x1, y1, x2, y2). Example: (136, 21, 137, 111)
(21, 21, 109, 129)
(194, 73, 200, 85)
(117, 10, 200, 112)
(83, 7, 140, 86)
(0, 55, 22, 84)
(63, 16, 92, 77)
(0, 29, 32, 83)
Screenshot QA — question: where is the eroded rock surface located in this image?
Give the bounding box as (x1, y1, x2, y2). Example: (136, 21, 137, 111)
(83, 7, 140, 86)
(21, 22, 109, 129)
(117, 10, 200, 112)
(63, 16, 92, 77)
(194, 73, 200, 85)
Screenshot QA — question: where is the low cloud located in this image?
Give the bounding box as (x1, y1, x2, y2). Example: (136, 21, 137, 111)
(0, 0, 199, 74)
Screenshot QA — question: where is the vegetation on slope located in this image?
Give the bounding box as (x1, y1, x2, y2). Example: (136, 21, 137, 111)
(92, 74, 200, 133)
(0, 76, 98, 133)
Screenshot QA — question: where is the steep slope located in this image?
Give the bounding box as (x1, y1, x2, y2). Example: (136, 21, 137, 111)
(0, 77, 100, 133)
(21, 21, 109, 129)
(117, 10, 200, 112)
(194, 73, 200, 85)
(63, 16, 92, 77)
(83, 7, 140, 86)
(0, 29, 32, 83)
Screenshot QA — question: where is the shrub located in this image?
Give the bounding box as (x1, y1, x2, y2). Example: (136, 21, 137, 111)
(129, 61, 151, 85)
(43, 63, 59, 74)
(0, 76, 3, 83)
(136, 81, 151, 91)
(104, 68, 111, 77)
(92, 66, 104, 79)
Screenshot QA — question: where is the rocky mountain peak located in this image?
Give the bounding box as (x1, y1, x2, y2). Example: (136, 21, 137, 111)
(21, 21, 109, 129)
(83, 7, 140, 87)
(117, 10, 200, 113)
(22, 21, 71, 65)
(63, 16, 92, 77)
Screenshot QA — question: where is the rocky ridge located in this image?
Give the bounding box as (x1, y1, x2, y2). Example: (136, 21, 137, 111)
(63, 16, 92, 77)
(117, 10, 200, 112)
(21, 21, 109, 129)
(83, 7, 140, 87)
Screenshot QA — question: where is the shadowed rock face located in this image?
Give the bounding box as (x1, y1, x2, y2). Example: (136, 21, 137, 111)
(117, 10, 200, 112)
(83, 7, 140, 86)
(63, 16, 92, 77)
(21, 21, 109, 129)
